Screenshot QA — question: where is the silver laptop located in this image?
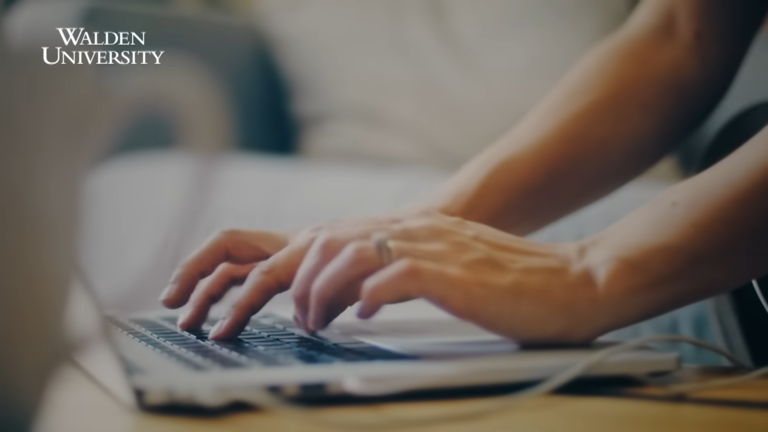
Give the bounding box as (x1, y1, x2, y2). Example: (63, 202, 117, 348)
(67, 275, 680, 409)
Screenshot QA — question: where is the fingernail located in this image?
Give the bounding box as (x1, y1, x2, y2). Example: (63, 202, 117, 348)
(176, 311, 190, 328)
(210, 319, 227, 339)
(293, 313, 305, 330)
(357, 303, 374, 320)
(159, 284, 175, 302)
(307, 313, 321, 333)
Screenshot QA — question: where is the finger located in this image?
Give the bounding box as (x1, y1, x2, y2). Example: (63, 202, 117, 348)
(177, 263, 256, 331)
(358, 258, 465, 319)
(161, 230, 286, 309)
(307, 240, 451, 330)
(292, 226, 389, 330)
(209, 239, 309, 340)
(306, 240, 382, 331)
(292, 233, 353, 330)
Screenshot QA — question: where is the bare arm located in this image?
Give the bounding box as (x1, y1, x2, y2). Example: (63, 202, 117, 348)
(433, 0, 767, 235)
(581, 127, 768, 337)
(278, 127, 768, 342)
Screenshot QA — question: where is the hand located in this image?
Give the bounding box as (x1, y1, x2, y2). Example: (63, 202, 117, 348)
(290, 211, 602, 344)
(159, 211, 424, 338)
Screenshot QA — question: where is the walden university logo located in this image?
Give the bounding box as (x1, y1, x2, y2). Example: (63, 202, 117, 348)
(43, 28, 164, 65)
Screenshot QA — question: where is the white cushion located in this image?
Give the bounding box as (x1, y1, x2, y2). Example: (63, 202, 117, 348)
(257, 0, 633, 168)
(79, 151, 446, 311)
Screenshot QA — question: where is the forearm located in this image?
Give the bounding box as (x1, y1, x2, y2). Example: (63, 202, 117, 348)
(583, 127, 768, 337)
(431, 0, 765, 235)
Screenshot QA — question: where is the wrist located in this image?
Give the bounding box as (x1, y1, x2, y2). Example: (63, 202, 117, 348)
(552, 239, 608, 343)
(574, 230, 675, 339)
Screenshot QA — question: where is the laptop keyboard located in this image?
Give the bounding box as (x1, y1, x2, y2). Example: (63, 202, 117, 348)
(110, 313, 411, 371)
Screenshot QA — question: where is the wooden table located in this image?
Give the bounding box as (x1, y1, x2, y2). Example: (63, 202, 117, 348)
(34, 363, 768, 432)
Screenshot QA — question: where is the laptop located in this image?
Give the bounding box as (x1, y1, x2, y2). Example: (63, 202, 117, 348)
(67, 274, 680, 409)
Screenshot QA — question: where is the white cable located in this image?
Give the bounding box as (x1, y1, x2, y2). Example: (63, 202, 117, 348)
(237, 334, 762, 430)
(664, 366, 768, 395)
(752, 279, 768, 315)
(341, 334, 747, 397)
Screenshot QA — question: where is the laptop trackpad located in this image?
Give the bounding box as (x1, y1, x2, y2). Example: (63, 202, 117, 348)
(331, 319, 520, 358)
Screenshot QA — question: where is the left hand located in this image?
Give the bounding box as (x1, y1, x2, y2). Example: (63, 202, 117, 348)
(292, 211, 601, 344)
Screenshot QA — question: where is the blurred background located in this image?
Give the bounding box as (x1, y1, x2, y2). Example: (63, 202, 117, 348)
(2, 0, 768, 381)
